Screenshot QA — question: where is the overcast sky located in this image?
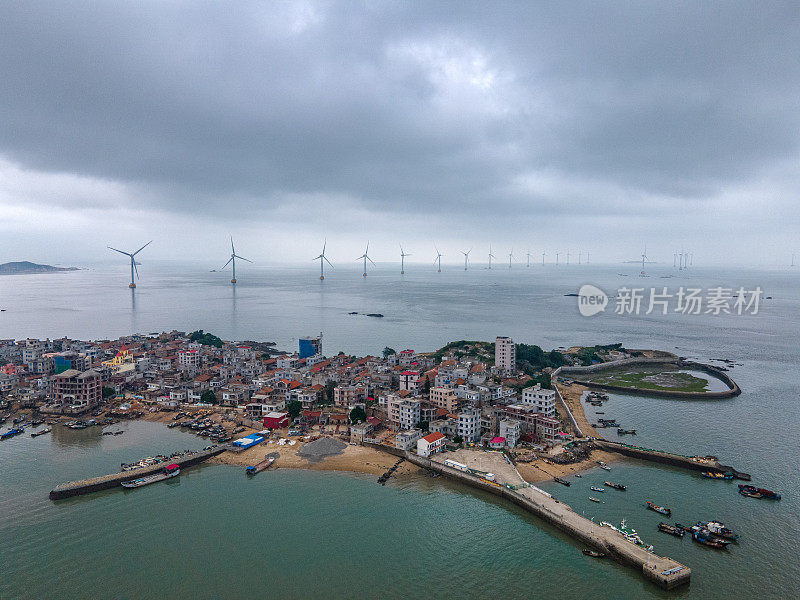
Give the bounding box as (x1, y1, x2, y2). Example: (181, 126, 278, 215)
(1, 1, 798, 267)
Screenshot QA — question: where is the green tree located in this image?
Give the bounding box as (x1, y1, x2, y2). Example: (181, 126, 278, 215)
(349, 406, 367, 424)
(453, 435, 463, 444)
(287, 400, 303, 420)
(382, 347, 396, 358)
(102, 386, 116, 399)
(200, 390, 217, 405)
(189, 330, 223, 348)
(415, 420, 430, 433)
(323, 381, 336, 405)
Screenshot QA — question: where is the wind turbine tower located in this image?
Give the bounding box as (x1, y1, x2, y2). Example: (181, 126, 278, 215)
(566, 250, 570, 265)
(640, 247, 648, 277)
(526, 250, 531, 267)
(488, 245, 495, 270)
(541, 251, 546, 266)
(461, 248, 472, 271)
(508, 249, 514, 269)
(107, 240, 152, 288)
(313, 240, 333, 280)
(555, 251, 559, 266)
(434, 246, 443, 272)
(356, 242, 375, 277)
(400, 245, 411, 274)
(221, 237, 252, 284)
(578, 250, 582, 265)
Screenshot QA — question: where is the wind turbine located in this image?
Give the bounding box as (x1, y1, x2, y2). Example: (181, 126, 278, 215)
(586, 251, 589, 264)
(792, 252, 796, 268)
(313, 240, 333, 280)
(356, 242, 375, 277)
(541, 251, 546, 266)
(640, 246, 648, 277)
(107, 240, 152, 289)
(555, 251, 559, 266)
(673, 252, 677, 268)
(488, 245, 495, 270)
(508, 249, 514, 269)
(526, 250, 531, 267)
(578, 250, 582, 265)
(461, 248, 472, 270)
(400, 245, 411, 274)
(434, 246, 443, 272)
(221, 237, 252, 284)
(566, 250, 570, 265)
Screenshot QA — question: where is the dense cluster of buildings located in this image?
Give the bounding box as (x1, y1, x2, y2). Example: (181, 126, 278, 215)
(0, 333, 565, 454)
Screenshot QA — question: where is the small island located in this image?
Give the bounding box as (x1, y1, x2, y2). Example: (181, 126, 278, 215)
(0, 261, 80, 275)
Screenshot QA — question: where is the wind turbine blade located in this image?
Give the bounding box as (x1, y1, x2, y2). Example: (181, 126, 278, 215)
(132, 240, 153, 256)
(234, 255, 252, 263)
(107, 246, 131, 257)
(133, 261, 140, 279)
(368, 257, 376, 266)
(222, 257, 233, 269)
(231, 236, 235, 254)
(324, 256, 334, 268)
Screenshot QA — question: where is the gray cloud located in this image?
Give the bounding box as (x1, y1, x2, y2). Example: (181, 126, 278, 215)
(0, 1, 798, 263)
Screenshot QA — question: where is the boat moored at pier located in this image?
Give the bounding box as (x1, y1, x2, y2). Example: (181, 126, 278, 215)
(121, 464, 180, 488)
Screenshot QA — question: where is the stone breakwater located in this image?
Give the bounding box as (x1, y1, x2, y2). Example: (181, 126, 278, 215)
(49, 446, 226, 500)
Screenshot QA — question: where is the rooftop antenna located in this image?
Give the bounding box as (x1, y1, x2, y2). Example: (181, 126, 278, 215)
(461, 248, 472, 271)
(220, 236, 252, 284)
(107, 240, 152, 288)
(508, 249, 514, 269)
(400, 245, 411, 274)
(541, 251, 546, 266)
(313, 240, 333, 280)
(488, 245, 495, 270)
(356, 242, 375, 277)
(434, 245, 443, 272)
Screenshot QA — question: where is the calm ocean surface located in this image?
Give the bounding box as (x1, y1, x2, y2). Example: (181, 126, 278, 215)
(1, 262, 799, 598)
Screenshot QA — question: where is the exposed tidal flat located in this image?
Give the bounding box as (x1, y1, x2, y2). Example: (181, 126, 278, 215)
(1, 264, 799, 598)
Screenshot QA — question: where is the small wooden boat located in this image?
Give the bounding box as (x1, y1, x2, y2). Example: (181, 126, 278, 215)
(582, 549, 605, 557)
(246, 455, 275, 476)
(589, 497, 601, 503)
(121, 464, 180, 488)
(31, 427, 52, 437)
(702, 470, 733, 480)
(658, 522, 685, 537)
(646, 500, 671, 516)
(616, 428, 637, 435)
(590, 486, 605, 492)
(0, 427, 24, 439)
(605, 481, 627, 491)
(691, 526, 731, 548)
(738, 484, 781, 500)
(553, 477, 570, 486)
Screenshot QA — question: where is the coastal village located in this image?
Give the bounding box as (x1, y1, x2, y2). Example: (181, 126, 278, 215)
(1, 332, 583, 468)
(2, 331, 766, 589)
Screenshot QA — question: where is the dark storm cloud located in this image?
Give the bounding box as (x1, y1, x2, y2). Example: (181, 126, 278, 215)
(1, 1, 798, 226)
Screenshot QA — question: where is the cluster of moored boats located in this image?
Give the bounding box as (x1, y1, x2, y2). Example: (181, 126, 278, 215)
(658, 521, 741, 549)
(169, 413, 237, 443)
(120, 449, 200, 472)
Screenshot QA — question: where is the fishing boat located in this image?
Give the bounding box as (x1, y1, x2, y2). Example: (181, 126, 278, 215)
(600, 519, 653, 550)
(553, 477, 570, 486)
(738, 484, 781, 500)
(590, 486, 605, 492)
(1, 426, 24, 439)
(582, 549, 605, 557)
(658, 522, 685, 537)
(701, 521, 739, 541)
(645, 500, 671, 516)
(167, 421, 180, 428)
(702, 471, 734, 480)
(245, 455, 275, 476)
(121, 464, 180, 488)
(31, 427, 52, 437)
(574, 473, 582, 478)
(600, 465, 611, 471)
(589, 497, 601, 503)
(605, 481, 627, 491)
(616, 428, 637, 435)
(690, 526, 731, 548)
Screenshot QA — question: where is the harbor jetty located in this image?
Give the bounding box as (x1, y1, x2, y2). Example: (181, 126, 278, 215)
(594, 439, 751, 481)
(365, 443, 690, 590)
(49, 445, 225, 500)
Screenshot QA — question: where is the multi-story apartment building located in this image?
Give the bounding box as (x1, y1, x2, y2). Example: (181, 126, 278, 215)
(429, 387, 460, 412)
(499, 418, 521, 448)
(47, 368, 102, 413)
(399, 370, 421, 392)
(522, 384, 556, 417)
(494, 336, 516, 372)
(456, 406, 481, 443)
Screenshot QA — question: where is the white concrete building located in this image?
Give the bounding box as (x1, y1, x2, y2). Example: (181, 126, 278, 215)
(456, 407, 481, 443)
(395, 428, 423, 450)
(499, 418, 521, 448)
(495, 336, 516, 372)
(522, 384, 556, 417)
(417, 431, 446, 457)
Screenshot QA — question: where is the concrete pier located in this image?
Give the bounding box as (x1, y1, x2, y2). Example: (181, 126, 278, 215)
(594, 439, 751, 480)
(49, 445, 226, 500)
(394, 448, 691, 590)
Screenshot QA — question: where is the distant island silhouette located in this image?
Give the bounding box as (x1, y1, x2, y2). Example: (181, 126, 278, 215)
(0, 261, 80, 275)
